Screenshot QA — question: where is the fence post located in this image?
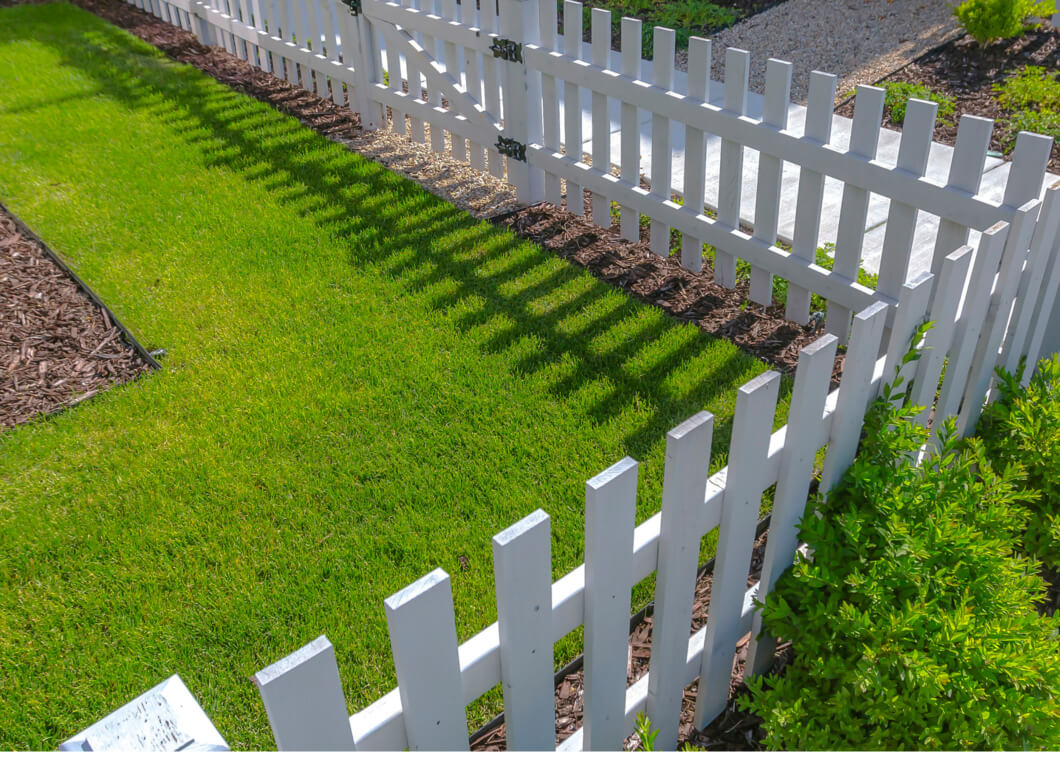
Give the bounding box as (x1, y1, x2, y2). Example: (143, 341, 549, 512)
(352, 6, 384, 130)
(252, 636, 356, 751)
(498, 0, 545, 203)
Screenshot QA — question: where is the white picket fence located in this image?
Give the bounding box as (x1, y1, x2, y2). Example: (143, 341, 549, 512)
(128, 0, 1056, 343)
(115, 0, 1060, 750)
(250, 180, 1060, 751)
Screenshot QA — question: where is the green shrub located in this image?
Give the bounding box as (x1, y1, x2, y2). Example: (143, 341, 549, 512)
(952, 0, 1056, 47)
(744, 390, 1060, 749)
(883, 81, 956, 126)
(1000, 108, 1060, 151)
(977, 355, 1060, 571)
(994, 65, 1060, 111)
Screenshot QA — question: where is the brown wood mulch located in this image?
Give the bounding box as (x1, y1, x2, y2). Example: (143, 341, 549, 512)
(0, 205, 152, 430)
(838, 25, 1059, 174)
(492, 202, 840, 379)
(470, 529, 790, 752)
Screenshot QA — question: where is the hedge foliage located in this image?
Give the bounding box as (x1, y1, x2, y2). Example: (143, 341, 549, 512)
(743, 373, 1060, 749)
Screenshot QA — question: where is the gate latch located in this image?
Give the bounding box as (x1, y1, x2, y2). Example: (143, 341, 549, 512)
(489, 38, 523, 63)
(342, 0, 362, 15)
(495, 136, 526, 162)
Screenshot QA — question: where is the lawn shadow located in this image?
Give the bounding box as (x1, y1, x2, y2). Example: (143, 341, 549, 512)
(15, 5, 789, 464)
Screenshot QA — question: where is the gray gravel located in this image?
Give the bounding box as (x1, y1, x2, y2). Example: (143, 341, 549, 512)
(677, 0, 962, 103)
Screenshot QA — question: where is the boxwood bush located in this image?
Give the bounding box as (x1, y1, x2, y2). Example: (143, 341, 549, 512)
(743, 383, 1060, 749)
(978, 356, 1060, 571)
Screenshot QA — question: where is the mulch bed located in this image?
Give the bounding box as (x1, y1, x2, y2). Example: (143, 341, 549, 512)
(492, 203, 840, 379)
(470, 528, 788, 751)
(0, 204, 152, 429)
(837, 24, 1059, 174)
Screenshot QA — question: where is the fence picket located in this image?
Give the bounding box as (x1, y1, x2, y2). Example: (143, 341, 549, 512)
(748, 59, 792, 306)
(492, 510, 555, 751)
(957, 199, 1040, 435)
(880, 271, 934, 400)
(931, 223, 1010, 437)
(357, 7, 386, 129)
(402, 0, 425, 141)
(1002, 131, 1054, 209)
(327, 0, 348, 104)
(1003, 182, 1060, 372)
(384, 569, 469, 751)
(481, 0, 505, 177)
(645, 412, 714, 751)
(618, 17, 642, 242)
(460, 0, 486, 171)
(581, 8, 610, 230)
(876, 98, 938, 299)
(930, 115, 992, 278)
(563, 0, 584, 215)
(817, 300, 890, 493)
(824, 85, 885, 342)
(693, 371, 780, 729)
(648, 27, 676, 256)
(746, 334, 838, 677)
(253, 636, 356, 751)
(539, 0, 563, 204)
(583, 457, 639, 751)
(385, 7, 408, 135)
(680, 37, 710, 271)
(440, 0, 465, 158)
(786, 71, 837, 324)
(713, 47, 749, 288)
(416, 0, 446, 151)
(235, 0, 254, 62)
(908, 245, 974, 432)
(308, 0, 329, 96)
(292, 0, 316, 90)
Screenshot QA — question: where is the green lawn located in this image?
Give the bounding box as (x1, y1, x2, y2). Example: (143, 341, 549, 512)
(0, 3, 787, 749)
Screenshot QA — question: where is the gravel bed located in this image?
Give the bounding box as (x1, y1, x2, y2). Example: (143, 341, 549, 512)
(682, 0, 962, 103)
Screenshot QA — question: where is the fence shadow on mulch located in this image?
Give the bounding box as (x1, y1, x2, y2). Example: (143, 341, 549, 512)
(29, 14, 793, 464)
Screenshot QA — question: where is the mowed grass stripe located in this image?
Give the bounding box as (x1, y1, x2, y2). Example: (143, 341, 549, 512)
(0, 3, 787, 749)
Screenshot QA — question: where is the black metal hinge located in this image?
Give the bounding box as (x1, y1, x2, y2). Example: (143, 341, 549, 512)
(495, 136, 526, 162)
(342, 0, 362, 15)
(489, 38, 523, 63)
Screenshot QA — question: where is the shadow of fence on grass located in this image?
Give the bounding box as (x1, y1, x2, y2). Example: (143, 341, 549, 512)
(29, 15, 791, 467)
